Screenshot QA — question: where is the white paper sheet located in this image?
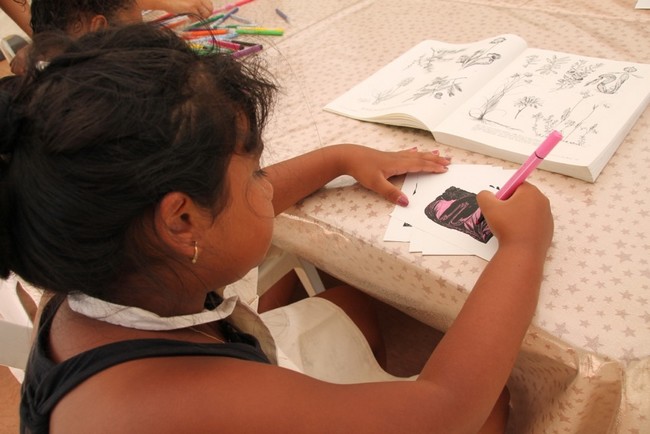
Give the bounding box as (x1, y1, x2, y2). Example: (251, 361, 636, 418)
(386, 165, 514, 259)
(636, 0, 650, 9)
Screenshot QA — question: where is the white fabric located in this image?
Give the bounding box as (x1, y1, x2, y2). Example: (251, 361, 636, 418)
(66, 267, 262, 332)
(262, 296, 408, 383)
(66, 269, 279, 365)
(221, 268, 407, 382)
(67, 292, 238, 331)
(222, 268, 260, 312)
(65, 268, 407, 383)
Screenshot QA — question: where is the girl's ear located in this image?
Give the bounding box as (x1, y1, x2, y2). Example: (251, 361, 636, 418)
(155, 192, 202, 259)
(68, 15, 108, 37)
(88, 15, 109, 32)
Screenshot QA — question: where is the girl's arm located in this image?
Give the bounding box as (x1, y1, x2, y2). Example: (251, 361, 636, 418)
(0, 0, 32, 36)
(264, 143, 551, 430)
(414, 182, 553, 430)
(260, 181, 551, 432)
(53, 183, 552, 434)
(264, 144, 451, 215)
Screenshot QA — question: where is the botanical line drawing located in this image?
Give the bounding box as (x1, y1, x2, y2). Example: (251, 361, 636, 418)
(371, 77, 415, 105)
(555, 59, 604, 90)
(363, 37, 514, 106)
(522, 55, 539, 69)
(536, 55, 570, 75)
(468, 72, 533, 123)
(458, 52, 501, 69)
(531, 91, 605, 146)
(585, 66, 640, 94)
(456, 37, 507, 69)
(407, 48, 465, 73)
(514, 96, 543, 119)
(562, 104, 603, 144)
(409, 76, 466, 100)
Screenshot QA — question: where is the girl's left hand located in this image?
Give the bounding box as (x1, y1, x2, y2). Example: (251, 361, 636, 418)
(340, 145, 451, 206)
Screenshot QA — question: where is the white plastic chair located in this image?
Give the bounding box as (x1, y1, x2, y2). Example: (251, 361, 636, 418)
(257, 244, 326, 297)
(0, 274, 36, 382)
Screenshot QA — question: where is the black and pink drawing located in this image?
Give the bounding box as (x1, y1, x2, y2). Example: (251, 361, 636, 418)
(424, 186, 493, 243)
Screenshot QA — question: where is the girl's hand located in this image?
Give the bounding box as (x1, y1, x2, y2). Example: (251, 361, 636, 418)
(9, 45, 30, 76)
(339, 145, 451, 206)
(141, 0, 213, 16)
(477, 182, 553, 253)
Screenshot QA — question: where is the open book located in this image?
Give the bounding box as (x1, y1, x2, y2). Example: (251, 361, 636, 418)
(324, 34, 650, 182)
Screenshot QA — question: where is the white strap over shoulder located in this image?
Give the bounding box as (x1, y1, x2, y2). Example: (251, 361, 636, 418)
(67, 292, 238, 331)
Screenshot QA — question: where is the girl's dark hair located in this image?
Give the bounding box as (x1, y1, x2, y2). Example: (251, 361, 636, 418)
(0, 24, 277, 298)
(30, 0, 137, 33)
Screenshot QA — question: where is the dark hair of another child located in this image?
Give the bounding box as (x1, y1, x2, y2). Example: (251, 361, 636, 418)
(0, 24, 277, 300)
(30, 0, 137, 34)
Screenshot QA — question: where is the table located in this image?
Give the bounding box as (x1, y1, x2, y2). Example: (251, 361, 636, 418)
(246, 1, 650, 432)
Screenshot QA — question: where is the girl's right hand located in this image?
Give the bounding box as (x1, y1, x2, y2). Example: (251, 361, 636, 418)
(477, 182, 553, 254)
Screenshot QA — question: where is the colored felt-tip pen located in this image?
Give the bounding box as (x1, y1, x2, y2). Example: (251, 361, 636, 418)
(235, 27, 284, 35)
(210, 7, 239, 27)
(231, 43, 262, 58)
(275, 8, 290, 23)
(184, 13, 225, 29)
(495, 130, 563, 200)
(180, 28, 230, 38)
(159, 15, 191, 29)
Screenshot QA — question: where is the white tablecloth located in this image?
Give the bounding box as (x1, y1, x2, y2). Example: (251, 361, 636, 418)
(244, 1, 650, 432)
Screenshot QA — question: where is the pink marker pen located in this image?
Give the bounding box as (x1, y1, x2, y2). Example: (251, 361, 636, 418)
(495, 130, 563, 200)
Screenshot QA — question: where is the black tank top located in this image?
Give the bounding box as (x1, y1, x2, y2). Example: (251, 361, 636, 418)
(20, 295, 270, 434)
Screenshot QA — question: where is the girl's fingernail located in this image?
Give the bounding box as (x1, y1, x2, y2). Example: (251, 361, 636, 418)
(397, 194, 409, 206)
(409, 146, 418, 152)
(432, 150, 439, 155)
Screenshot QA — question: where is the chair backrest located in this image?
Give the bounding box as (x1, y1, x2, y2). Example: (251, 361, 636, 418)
(0, 275, 35, 382)
(257, 245, 326, 297)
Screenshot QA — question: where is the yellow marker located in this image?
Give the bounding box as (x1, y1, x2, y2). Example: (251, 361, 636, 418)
(235, 27, 284, 36)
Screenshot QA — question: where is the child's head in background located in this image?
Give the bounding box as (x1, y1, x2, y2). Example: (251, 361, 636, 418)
(30, 0, 143, 36)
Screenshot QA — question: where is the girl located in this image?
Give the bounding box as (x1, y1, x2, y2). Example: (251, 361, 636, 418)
(0, 24, 553, 433)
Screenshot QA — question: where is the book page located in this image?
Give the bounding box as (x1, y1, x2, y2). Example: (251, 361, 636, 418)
(636, 0, 650, 9)
(434, 48, 650, 181)
(324, 34, 528, 131)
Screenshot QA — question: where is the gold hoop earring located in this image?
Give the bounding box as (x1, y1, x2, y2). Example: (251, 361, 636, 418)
(191, 241, 199, 264)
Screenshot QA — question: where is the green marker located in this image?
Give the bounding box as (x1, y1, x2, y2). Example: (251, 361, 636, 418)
(185, 14, 225, 29)
(235, 27, 284, 36)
